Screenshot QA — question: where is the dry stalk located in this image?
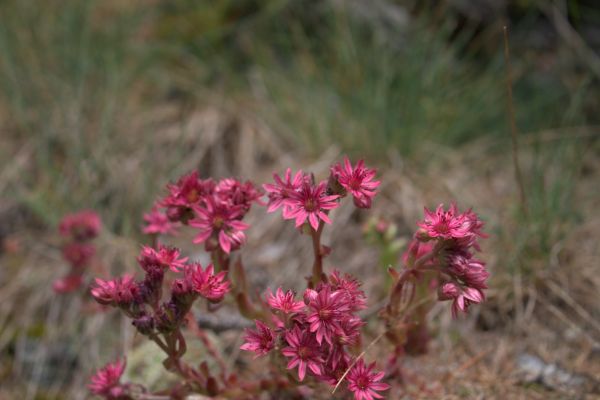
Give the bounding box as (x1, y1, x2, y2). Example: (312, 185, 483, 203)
(502, 26, 528, 219)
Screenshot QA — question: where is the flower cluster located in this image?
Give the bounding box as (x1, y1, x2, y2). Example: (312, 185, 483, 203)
(142, 206, 179, 236)
(413, 203, 488, 316)
(91, 244, 230, 337)
(264, 168, 338, 231)
(241, 270, 389, 399)
(54, 210, 101, 293)
(59, 210, 102, 241)
(347, 359, 390, 400)
(144, 171, 262, 253)
(264, 158, 379, 231)
(82, 159, 489, 400)
(88, 358, 131, 400)
(331, 157, 380, 209)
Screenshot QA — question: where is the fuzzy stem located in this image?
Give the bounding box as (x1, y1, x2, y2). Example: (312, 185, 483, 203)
(310, 222, 326, 286)
(150, 330, 205, 390)
(413, 241, 445, 270)
(195, 326, 228, 376)
(148, 333, 170, 354)
(385, 240, 446, 322)
(211, 248, 230, 273)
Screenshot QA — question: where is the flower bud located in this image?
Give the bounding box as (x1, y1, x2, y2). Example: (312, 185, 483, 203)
(155, 302, 179, 333)
(303, 288, 318, 304)
(415, 228, 431, 242)
(326, 172, 347, 197)
(353, 195, 372, 209)
(133, 314, 155, 335)
(166, 206, 185, 222)
(438, 282, 459, 301)
(62, 243, 96, 268)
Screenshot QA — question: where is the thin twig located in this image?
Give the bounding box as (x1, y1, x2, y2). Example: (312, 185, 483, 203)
(332, 331, 386, 395)
(441, 348, 492, 383)
(503, 26, 528, 218)
(544, 280, 600, 336)
(542, 300, 600, 348)
(541, 2, 600, 81)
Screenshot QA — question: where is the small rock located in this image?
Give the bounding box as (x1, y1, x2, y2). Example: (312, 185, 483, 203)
(515, 353, 598, 395)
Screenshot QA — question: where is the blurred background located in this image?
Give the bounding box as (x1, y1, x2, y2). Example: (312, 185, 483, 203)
(0, 0, 599, 398)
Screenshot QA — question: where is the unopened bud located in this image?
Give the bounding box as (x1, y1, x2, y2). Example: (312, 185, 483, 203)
(438, 282, 459, 301)
(133, 314, 155, 335)
(415, 228, 431, 242)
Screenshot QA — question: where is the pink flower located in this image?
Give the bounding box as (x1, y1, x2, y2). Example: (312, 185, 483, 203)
(336, 316, 363, 347)
(59, 210, 101, 241)
(451, 287, 484, 317)
(418, 203, 486, 243)
(91, 275, 138, 307)
(285, 181, 339, 231)
(171, 265, 198, 301)
(190, 196, 249, 254)
(447, 253, 489, 289)
(216, 178, 263, 211)
(267, 288, 305, 314)
(137, 245, 188, 272)
(190, 263, 230, 302)
(307, 286, 350, 345)
(143, 207, 179, 236)
(325, 344, 352, 375)
(331, 158, 380, 209)
(454, 208, 487, 250)
(320, 352, 351, 386)
(53, 274, 83, 293)
(418, 203, 473, 240)
(328, 270, 367, 312)
(282, 326, 324, 381)
(161, 171, 215, 221)
(240, 320, 275, 358)
(88, 358, 127, 398)
(346, 359, 390, 400)
(303, 288, 319, 303)
(462, 209, 487, 238)
(440, 283, 484, 317)
(438, 282, 460, 301)
(263, 168, 306, 213)
(62, 242, 96, 268)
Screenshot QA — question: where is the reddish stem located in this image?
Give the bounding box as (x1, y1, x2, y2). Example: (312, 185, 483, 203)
(384, 240, 446, 321)
(194, 325, 228, 377)
(413, 241, 445, 270)
(310, 222, 326, 286)
(211, 248, 229, 273)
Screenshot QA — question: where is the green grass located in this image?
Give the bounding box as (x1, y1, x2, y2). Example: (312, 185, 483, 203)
(500, 139, 588, 279)
(155, 1, 591, 157)
(0, 0, 137, 224)
(0, 0, 596, 253)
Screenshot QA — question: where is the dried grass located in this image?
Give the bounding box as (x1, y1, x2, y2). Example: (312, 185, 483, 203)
(1, 104, 598, 399)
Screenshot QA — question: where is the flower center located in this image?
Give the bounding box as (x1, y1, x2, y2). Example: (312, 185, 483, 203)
(298, 346, 311, 359)
(186, 189, 200, 203)
(356, 375, 370, 390)
(304, 198, 317, 212)
(318, 309, 332, 320)
(348, 177, 362, 190)
(435, 218, 451, 234)
(213, 215, 224, 229)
